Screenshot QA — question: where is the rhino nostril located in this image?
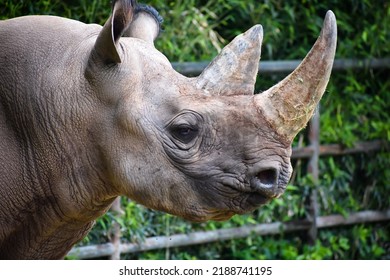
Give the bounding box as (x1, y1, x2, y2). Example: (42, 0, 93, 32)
(249, 168, 281, 198)
(256, 169, 278, 188)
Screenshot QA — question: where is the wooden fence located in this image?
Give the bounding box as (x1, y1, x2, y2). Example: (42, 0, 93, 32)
(68, 58, 390, 259)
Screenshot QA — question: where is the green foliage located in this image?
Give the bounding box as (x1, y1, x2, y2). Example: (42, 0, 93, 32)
(0, 0, 110, 24)
(2, 0, 388, 259)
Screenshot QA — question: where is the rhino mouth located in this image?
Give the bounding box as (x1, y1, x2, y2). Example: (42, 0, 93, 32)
(202, 192, 271, 222)
(232, 191, 273, 213)
(182, 186, 280, 222)
(246, 192, 273, 207)
(225, 170, 287, 211)
(196, 186, 278, 222)
(208, 211, 236, 222)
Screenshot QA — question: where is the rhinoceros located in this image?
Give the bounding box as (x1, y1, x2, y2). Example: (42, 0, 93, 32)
(0, 0, 337, 259)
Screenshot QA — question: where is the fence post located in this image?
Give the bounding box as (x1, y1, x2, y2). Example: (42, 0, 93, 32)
(109, 197, 123, 260)
(307, 106, 320, 244)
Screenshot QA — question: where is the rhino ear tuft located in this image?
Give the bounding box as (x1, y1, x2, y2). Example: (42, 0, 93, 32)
(92, 0, 136, 64)
(123, 4, 163, 45)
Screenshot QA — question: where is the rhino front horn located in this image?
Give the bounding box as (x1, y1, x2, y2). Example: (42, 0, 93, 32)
(255, 11, 337, 142)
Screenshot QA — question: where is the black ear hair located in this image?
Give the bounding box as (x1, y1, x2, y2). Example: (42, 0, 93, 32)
(122, 4, 164, 44)
(134, 4, 163, 36)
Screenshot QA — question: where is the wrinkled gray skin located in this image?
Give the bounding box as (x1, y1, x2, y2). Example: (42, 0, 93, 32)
(0, 0, 336, 259)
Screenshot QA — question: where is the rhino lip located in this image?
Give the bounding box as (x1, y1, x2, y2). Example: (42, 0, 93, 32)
(218, 176, 280, 211)
(210, 211, 235, 221)
(246, 192, 272, 207)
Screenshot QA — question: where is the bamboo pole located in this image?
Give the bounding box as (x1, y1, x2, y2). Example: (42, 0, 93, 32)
(67, 209, 390, 259)
(172, 58, 390, 76)
(306, 107, 320, 244)
(291, 140, 386, 159)
(109, 197, 123, 260)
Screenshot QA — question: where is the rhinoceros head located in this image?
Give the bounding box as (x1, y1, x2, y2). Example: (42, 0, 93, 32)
(87, 0, 337, 222)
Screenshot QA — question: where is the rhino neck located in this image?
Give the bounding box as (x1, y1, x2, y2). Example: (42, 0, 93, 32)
(0, 215, 96, 259)
(0, 114, 117, 259)
(0, 16, 119, 259)
(0, 74, 118, 259)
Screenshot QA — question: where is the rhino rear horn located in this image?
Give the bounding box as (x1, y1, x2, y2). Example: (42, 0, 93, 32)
(196, 25, 263, 96)
(255, 11, 337, 142)
(123, 4, 163, 46)
(92, 0, 136, 64)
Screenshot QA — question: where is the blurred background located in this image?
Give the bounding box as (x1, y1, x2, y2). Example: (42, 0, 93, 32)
(1, 0, 389, 259)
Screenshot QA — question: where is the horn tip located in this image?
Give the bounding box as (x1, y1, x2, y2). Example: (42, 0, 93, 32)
(323, 10, 337, 38)
(325, 10, 336, 21)
(320, 10, 337, 56)
(249, 24, 263, 41)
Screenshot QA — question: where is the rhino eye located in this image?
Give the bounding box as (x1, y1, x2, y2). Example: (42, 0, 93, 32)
(170, 124, 199, 144)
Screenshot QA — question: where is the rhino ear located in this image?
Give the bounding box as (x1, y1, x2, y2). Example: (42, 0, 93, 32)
(123, 4, 163, 46)
(196, 25, 263, 96)
(92, 0, 136, 64)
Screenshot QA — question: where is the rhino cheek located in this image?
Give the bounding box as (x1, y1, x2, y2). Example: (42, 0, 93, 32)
(105, 146, 206, 220)
(130, 182, 214, 222)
